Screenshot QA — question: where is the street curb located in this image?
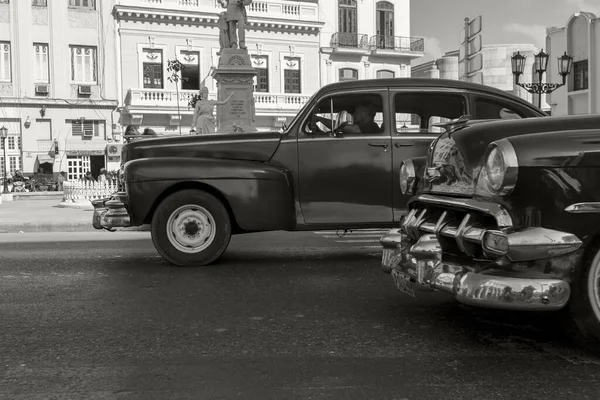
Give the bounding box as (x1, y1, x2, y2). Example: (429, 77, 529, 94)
(0, 223, 151, 233)
(56, 202, 94, 211)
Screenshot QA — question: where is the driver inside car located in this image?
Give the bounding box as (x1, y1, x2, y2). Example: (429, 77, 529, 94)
(312, 104, 380, 134)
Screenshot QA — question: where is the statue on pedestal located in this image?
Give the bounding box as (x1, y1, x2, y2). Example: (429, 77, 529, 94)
(190, 84, 235, 135)
(217, 0, 252, 50)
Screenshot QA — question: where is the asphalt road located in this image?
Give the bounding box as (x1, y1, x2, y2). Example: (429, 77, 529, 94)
(2, 230, 600, 400)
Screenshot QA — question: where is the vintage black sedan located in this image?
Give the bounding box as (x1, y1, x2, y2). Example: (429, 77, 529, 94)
(380, 113, 600, 343)
(93, 78, 546, 267)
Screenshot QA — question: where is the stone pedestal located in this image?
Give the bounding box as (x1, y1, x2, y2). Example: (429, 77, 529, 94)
(1, 193, 13, 202)
(212, 48, 258, 133)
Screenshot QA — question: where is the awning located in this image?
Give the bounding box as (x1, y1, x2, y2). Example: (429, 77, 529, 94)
(37, 154, 55, 164)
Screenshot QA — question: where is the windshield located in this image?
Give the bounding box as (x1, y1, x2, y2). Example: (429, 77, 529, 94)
(281, 92, 317, 135)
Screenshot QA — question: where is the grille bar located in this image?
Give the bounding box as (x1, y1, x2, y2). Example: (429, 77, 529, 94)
(402, 206, 496, 258)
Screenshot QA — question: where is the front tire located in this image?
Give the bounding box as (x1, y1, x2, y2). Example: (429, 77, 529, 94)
(565, 244, 600, 347)
(151, 189, 232, 267)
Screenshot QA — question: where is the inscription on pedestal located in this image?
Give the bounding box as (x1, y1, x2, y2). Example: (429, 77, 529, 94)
(229, 100, 247, 119)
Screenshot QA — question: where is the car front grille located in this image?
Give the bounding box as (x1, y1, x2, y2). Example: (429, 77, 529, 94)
(402, 202, 501, 260)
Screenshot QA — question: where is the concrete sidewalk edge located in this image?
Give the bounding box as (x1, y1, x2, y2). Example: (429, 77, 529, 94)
(0, 223, 151, 233)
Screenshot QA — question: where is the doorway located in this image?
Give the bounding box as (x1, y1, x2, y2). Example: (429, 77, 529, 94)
(90, 155, 105, 180)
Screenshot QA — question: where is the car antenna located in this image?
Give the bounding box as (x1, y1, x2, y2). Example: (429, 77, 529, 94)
(431, 114, 471, 134)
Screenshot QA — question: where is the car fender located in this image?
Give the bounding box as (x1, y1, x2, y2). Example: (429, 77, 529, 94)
(123, 157, 295, 231)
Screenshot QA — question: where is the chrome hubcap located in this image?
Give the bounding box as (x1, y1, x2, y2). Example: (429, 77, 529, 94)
(166, 205, 216, 254)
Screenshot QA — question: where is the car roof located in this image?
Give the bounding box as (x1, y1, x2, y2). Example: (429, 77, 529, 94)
(317, 77, 543, 113)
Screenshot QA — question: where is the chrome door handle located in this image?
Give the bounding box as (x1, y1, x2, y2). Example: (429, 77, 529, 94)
(395, 142, 414, 148)
(368, 143, 389, 149)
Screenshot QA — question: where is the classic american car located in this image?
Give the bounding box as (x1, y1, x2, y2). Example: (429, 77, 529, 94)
(380, 112, 600, 343)
(93, 78, 547, 267)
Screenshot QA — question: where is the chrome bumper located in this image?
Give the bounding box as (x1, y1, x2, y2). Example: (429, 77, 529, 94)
(380, 228, 574, 311)
(92, 193, 132, 230)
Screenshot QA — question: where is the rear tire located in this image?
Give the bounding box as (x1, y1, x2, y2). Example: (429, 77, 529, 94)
(151, 189, 232, 267)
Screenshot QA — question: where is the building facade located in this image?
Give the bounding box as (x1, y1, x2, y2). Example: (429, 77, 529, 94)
(412, 44, 550, 111)
(0, 0, 120, 180)
(546, 12, 599, 116)
(319, 0, 424, 85)
(115, 0, 323, 133)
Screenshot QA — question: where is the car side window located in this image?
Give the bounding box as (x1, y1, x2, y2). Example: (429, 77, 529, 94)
(474, 98, 524, 120)
(302, 92, 385, 136)
(393, 92, 467, 134)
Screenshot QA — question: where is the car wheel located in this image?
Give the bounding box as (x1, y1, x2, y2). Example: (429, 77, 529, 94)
(565, 244, 600, 347)
(151, 189, 232, 267)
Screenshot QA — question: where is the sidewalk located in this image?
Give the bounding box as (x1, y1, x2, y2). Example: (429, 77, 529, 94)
(0, 200, 149, 233)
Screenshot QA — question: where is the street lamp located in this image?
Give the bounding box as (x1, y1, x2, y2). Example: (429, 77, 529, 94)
(511, 49, 574, 109)
(0, 126, 8, 194)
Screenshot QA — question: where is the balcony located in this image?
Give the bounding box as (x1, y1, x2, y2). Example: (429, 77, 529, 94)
(327, 33, 425, 59)
(117, 0, 319, 23)
(330, 33, 370, 54)
(124, 88, 311, 116)
(369, 35, 425, 55)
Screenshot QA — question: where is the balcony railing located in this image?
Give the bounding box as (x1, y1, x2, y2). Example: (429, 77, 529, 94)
(125, 89, 311, 111)
(121, 0, 318, 22)
(369, 35, 425, 52)
(329, 33, 425, 54)
(330, 33, 370, 49)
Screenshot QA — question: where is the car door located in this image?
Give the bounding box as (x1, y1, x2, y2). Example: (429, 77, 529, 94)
(297, 88, 394, 226)
(390, 89, 470, 220)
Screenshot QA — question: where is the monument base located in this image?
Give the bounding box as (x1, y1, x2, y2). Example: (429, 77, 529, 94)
(212, 48, 258, 133)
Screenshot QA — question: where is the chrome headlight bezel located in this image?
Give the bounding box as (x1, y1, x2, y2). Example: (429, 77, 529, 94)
(481, 139, 519, 196)
(400, 159, 417, 195)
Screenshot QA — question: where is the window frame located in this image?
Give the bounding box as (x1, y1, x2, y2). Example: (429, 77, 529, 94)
(32, 0, 47, 6)
(283, 56, 302, 94)
(33, 43, 50, 83)
(392, 90, 470, 134)
(339, 68, 358, 82)
(251, 54, 270, 93)
(68, 0, 95, 10)
(471, 95, 534, 120)
(376, 69, 394, 79)
(573, 60, 589, 91)
(0, 41, 12, 83)
(70, 45, 97, 84)
(301, 89, 389, 137)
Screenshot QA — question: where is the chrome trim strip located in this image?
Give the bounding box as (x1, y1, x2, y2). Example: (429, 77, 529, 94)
(135, 138, 280, 150)
(564, 202, 600, 213)
(297, 135, 392, 142)
(411, 194, 513, 227)
(391, 135, 438, 140)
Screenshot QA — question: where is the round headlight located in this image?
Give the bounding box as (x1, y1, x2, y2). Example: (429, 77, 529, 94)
(482, 140, 519, 195)
(399, 160, 416, 195)
(485, 147, 505, 192)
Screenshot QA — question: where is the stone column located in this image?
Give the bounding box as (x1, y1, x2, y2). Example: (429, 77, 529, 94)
(211, 48, 258, 133)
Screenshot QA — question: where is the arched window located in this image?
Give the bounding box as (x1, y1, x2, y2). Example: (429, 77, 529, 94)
(339, 68, 358, 81)
(376, 1, 394, 49)
(376, 70, 394, 79)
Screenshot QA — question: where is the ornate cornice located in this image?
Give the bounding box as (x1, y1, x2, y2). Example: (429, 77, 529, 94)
(0, 98, 118, 110)
(114, 5, 323, 35)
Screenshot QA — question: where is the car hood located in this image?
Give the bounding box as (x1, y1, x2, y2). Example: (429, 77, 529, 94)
(122, 131, 282, 165)
(420, 114, 600, 196)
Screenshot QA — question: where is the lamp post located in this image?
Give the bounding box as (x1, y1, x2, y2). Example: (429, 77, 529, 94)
(511, 49, 574, 109)
(0, 126, 8, 194)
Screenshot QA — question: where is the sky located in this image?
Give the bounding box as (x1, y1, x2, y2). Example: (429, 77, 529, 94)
(410, 0, 600, 64)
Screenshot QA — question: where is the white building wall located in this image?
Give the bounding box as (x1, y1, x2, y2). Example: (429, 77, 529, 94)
(547, 12, 599, 116)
